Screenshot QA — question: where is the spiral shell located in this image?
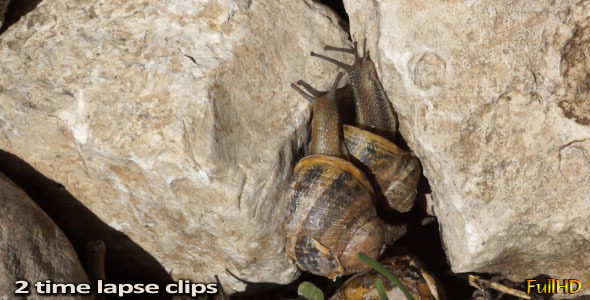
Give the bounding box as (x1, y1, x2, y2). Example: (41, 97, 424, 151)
(343, 125, 421, 212)
(330, 255, 445, 300)
(283, 155, 385, 278)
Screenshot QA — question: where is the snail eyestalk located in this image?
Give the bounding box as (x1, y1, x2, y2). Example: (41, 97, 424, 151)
(295, 80, 324, 97)
(326, 72, 344, 100)
(325, 41, 361, 60)
(324, 45, 356, 54)
(310, 51, 352, 72)
(291, 83, 316, 104)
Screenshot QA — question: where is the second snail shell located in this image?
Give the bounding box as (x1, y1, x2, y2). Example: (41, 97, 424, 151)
(330, 255, 445, 300)
(343, 125, 421, 212)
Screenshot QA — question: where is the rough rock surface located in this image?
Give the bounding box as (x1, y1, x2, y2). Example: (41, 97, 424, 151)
(0, 0, 350, 292)
(0, 172, 90, 299)
(344, 0, 590, 292)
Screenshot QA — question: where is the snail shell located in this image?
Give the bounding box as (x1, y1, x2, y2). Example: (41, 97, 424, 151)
(284, 155, 384, 278)
(343, 125, 421, 212)
(329, 255, 445, 300)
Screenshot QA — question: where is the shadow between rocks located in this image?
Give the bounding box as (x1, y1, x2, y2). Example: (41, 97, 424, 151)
(0, 0, 42, 34)
(316, 0, 349, 33)
(0, 149, 173, 299)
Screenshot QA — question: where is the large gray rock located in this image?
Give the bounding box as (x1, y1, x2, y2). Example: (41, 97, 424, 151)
(0, 0, 350, 292)
(343, 0, 590, 294)
(0, 172, 90, 299)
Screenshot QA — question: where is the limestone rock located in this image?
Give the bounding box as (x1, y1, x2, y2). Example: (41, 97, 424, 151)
(0, 172, 90, 299)
(0, 0, 350, 292)
(344, 0, 590, 292)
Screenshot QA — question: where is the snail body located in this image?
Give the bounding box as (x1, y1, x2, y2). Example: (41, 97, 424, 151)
(284, 73, 385, 279)
(312, 42, 421, 212)
(311, 42, 397, 140)
(329, 255, 445, 300)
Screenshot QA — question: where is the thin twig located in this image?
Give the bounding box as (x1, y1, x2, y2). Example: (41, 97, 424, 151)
(465, 274, 531, 299)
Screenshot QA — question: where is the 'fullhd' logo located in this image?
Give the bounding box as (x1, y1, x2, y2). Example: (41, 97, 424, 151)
(526, 279, 582, 295)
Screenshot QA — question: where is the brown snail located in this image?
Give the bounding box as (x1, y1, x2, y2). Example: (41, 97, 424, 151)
(283, 73, 385, 279)
(329, 255, 445, 300)
(311, 42, 421, 213)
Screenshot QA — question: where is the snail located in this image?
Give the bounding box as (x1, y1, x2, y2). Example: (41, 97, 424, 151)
(310, 41, 421, 213)
(329, 255, 445, 300)
(283, 73, 386, 279)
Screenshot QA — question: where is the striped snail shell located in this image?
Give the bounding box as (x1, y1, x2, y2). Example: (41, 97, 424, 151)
(283, 73, 385, 279)
(330, 255, 445, 300)
(311, 41, 421, 212)
(343, 125, 421, 212)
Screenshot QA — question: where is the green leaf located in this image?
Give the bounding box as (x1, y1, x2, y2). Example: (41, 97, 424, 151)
(297, 281, 324, 300)
(375, 278, 390, 300)
(357, 253, 416, 300)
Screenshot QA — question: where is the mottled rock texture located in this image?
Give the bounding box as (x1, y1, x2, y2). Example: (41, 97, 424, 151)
(0, 172, 90, 299)
(343, 0, 590, 293)
(0, 0, 350, 292)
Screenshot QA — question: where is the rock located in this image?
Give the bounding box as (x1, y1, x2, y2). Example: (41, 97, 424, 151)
(343, 0, 590, 292)
(0, 0, 350, 292)
(0, 172, 90, 299)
